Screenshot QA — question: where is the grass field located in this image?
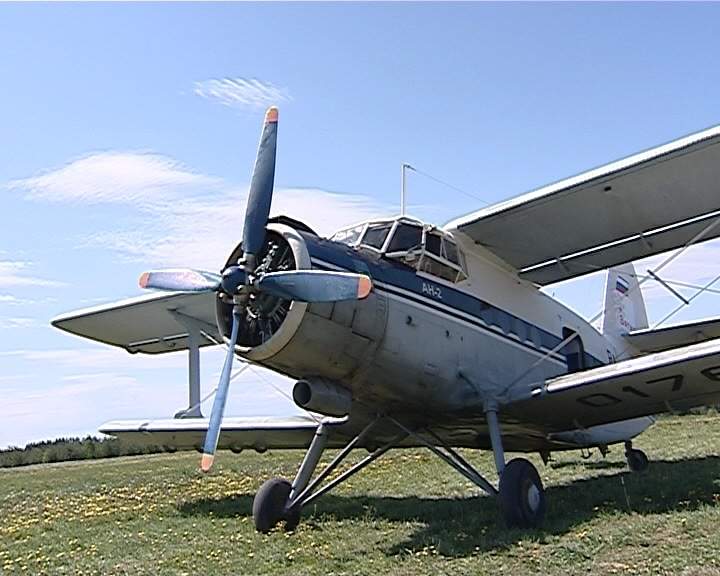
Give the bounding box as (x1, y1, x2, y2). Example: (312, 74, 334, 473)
(2, 414, 720, 576)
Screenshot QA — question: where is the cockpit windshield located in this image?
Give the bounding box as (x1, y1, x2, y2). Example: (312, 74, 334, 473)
(330, 217, 467, 283)
(361, 223, 393, 249)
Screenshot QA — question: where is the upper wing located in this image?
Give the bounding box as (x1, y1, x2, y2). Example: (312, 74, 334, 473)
(626, 316, 720, 354)
(508, 338, 720, 431)
(51, 291, 219, 354)
(446, 124, 720, 285)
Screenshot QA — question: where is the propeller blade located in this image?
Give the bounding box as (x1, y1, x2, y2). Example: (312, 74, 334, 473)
(257, 270, 373, 303)
(200, 308, 241, 472)
(138, 269, 221, 292)
(243, 106, 278, 258)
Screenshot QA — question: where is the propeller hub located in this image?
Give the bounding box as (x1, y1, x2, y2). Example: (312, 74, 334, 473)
(221, 266, 249, 295)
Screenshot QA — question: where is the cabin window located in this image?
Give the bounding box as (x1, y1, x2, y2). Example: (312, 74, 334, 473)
(562, 328, 585, 373)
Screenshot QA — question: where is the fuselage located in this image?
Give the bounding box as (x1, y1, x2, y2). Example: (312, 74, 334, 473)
(231, 220, 621, 421)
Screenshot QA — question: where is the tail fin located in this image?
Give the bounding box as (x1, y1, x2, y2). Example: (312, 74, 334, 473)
(602, 263, 648, 337)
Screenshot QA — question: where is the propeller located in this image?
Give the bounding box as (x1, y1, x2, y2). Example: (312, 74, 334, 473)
(136, 106, 372, 472)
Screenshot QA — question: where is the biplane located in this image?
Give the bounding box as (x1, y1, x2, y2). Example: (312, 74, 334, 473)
(53, 108, 720, 531)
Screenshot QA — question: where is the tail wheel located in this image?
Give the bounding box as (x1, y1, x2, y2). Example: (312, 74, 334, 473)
(626, 448, 649, 473)
(499, 458, 546, 528)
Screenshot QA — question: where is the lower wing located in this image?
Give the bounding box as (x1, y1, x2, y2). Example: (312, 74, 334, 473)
(508, 338, 720, 431)
(100, 416, 346, 451)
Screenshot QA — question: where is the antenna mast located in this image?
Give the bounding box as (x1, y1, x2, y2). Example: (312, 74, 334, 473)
(401, 162, 415, 216)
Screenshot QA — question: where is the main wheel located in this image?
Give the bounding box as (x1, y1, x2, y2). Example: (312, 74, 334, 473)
(626, 448, 649, 473)
(253, 477, 299, 533)
(499, 458, 546, 528)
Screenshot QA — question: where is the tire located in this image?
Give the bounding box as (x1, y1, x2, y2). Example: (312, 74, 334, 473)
(626, 448, 649, 473)
(253, 477, 294, 533)
(499, 458, 546, 529)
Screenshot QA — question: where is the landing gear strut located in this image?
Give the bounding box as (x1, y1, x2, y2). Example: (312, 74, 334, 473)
(485, 405, 546, 528)
(624, 441, 649, 473)
(252, 417, 407, 533)
(251, 406, 548, 533)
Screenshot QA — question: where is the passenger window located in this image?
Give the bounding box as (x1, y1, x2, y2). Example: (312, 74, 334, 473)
(562, 328, 585, 373)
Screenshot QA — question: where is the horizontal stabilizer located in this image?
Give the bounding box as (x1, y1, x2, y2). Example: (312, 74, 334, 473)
(626, 317, 720, 354)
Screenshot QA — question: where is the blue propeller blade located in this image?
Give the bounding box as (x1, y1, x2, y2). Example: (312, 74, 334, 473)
(200, 308, 241, 472)
(243, 107, 278, 257)
(138, 269, 221, 292)
(257, 270, 373, 302)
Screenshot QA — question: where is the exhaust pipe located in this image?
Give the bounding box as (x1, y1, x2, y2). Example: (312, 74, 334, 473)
(292, 378, 352, 417)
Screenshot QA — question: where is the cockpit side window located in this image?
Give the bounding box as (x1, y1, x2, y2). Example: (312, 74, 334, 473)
(442, 238, 459, 265)
(425, 232, 442, 257)
(416, 230, 467, 283)
(361, 223, 393, 250)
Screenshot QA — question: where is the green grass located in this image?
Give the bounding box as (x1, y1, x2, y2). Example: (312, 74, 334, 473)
(2, 414, 720, 575)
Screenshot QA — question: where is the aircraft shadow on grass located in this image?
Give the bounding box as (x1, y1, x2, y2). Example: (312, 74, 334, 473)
(178, 455, 720, 556)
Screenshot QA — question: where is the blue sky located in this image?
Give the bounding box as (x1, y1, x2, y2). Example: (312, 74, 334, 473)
(2, 3, 720, 448)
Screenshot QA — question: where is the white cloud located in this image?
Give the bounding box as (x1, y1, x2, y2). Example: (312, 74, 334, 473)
(0, 317, 37, 329)
(7, 152, 219, 208)
(0, 294, 57, 306)
(0, 347, 189, 371)
(0, 260, 65, 288)
(194, 77, 291, 110)
(9, 151, 388, 269)
(82, 185, 388, 269)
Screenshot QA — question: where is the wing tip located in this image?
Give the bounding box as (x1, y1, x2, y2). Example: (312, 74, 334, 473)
(138, 272, 150, 289)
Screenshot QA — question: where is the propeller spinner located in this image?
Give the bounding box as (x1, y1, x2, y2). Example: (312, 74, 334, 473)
(137, 107, 372, 472)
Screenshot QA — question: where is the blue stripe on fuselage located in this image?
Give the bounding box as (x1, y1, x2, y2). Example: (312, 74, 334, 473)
(300, 233, 605, 369)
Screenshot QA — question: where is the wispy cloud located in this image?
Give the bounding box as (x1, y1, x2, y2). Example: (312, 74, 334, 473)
(7, 152, 220, 208)
(0, 317, 37, 329)
(82, 185, 388, 269)
(10, 150, 388, 270)
(0, 294, 57, 306)
(194, 77, 291, 110)
(0, 261, 65, 288)
(0, 347, 189, 371)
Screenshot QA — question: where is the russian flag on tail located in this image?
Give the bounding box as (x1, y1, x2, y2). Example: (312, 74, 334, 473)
(616, 276, 630, 294)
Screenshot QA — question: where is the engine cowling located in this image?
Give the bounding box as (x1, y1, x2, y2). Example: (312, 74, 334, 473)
(215, 223, 310, 362)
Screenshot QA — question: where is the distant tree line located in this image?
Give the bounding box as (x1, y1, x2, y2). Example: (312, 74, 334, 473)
(0, 436, 171, 468)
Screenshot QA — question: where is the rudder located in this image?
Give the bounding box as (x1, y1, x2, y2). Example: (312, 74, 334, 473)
(602, 263, 649, 337)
